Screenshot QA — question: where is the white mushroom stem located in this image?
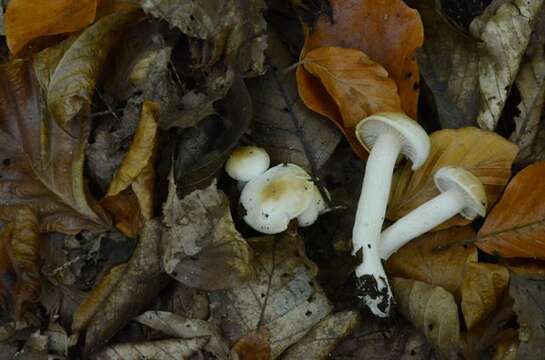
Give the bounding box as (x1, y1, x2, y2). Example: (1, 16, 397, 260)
(353, 130, 401, 317)
(380, 186, 466, 260)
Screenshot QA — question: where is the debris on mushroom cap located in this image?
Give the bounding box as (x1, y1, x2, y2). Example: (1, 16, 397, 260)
(240, 164, 327, 234)
(434, 166, 487, 219)
(355, 112, 430, 170)
(225, 146, 270, 182)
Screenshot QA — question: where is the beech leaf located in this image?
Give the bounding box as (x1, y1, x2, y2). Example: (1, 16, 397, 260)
(92, 338, 208, 360)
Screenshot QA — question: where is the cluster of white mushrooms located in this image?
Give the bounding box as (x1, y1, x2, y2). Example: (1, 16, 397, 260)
(225, 112, 487, 318)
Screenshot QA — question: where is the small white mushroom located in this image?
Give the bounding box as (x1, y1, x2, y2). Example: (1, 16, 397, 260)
(240, 164, 327, 234)
(380, 166, 487, 260)
(353, 112, 430, 317)
(225, 146, 270, 185)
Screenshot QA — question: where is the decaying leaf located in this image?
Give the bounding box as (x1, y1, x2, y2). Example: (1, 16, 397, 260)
(232, 328, 271, 360)
(477, 161, 545, 259)
(392, 277, 460, 357)
(247, 30, 340, 171)
(299, 46, 401, 157)
(0, 60, 110, 234)
(509, 268, 545, 358)
(281, 310, 361, 359)
(209, 231, 333, 358)
(162, 177, 254, 290)
(300, 0, 423, 119)
(470, 0, 544, 130)
(388, 127, 518, 229)
(92, 338, 208, 360)
(48, 10, 139, 132)
(151, 282, 209, 320)
(4, 0, 97, 55)
(81, 220, 170, 353)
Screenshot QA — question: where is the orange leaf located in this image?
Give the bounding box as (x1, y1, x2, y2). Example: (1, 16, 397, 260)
(299, 47, 401, 157)
(5, 0, 98, 56)
(301, 0, 423, 119)
(232, 328, 271, 360)
(477, 161, 545, 259)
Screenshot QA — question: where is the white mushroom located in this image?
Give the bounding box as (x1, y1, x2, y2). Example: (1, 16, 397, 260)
(225, 146, 270, 186)
(353, 112, 430, 317)
(380, 166, 487, 260)
(240, 164, 327, 234)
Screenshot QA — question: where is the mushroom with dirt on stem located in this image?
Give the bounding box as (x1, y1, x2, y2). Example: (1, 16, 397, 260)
(352, 112, 430, 317)
(225, 146, 270, 187)
(379, 166, 487, 260)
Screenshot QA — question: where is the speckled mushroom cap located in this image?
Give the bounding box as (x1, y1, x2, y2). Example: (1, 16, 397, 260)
(240, 163, 324, 234)
(355, 112, 430, 170)
(434, 166, 487, 220)
(225, 146, 270, 182)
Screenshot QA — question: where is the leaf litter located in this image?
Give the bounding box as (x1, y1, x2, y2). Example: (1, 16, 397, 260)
(1, 0, 545, 359)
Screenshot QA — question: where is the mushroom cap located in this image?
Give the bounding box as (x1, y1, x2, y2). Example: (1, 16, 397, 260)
(355, 112, 430, 170)
(240, 164, 319, 234)
(297, 186, 328, 227)
(434, 166, 487, 220)
(225, 146, 270, 182)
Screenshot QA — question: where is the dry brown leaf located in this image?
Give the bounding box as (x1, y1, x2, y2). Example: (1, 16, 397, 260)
(100, 191, 143, 239)
(209, 231, 333, 358)
(492, 335, 518, 360)
(299, 46, 401, 157)
(232, 328, 271, 360)
(92, 338, 208, 360)
(388, 127, 518, 229)
(300, 0, 423, 119)
(4, 0, 97, 55)
(392, 277, 460, 357)
(0, 60, 110, 234)
(477, 161, 545, 259)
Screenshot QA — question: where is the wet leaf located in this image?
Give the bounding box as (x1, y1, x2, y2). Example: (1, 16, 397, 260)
(300, 0, 424, 119)
(81, 220, 170, 353)
(388, 127, 518, 229)
(281, 310, 361, 359)
(509, 268, 545, 358)
(209, 231, 333, 358)
(247, 31, 340, 171)
(299, 46, 401, 157)
(0, 60, 110, 234)
(4, 0, 97, 55)
(92, 338, 207, 360)
(162, 177, 254, 290)
(232, 328, 271, 360)
(48, 10, 139, 132)
(392, 277, 460, 357)
(470, 0, 544, 130)
(477, 161, 545, 259)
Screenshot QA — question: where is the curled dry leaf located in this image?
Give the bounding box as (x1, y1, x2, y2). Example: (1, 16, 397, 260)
(162, 177, 254, 290)
(232, 328, 271, 360)
(4, 0, 97, 55)
(392, 277, 460, 357)
(477, 161, 545, 259)
(247, 30, 340, 171)
(470, 0, 544, 130)
(388, 127, 518, 229)
(47, 10, 139, 133)
(299, 46, 401, 158)
(0, 60, 110, 234)
(281, 310, 361, 360)
(299, 0, 423, 119)
(92, 338, 208, 360)
(209, 231, 333, 358)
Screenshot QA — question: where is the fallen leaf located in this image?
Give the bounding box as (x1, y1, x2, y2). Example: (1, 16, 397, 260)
(0, 60, 110, 234)
(477, 161, 545, 259)
(388, 127, 518, 229)
(151, 282, 209, 320)
(299, 46, 401, 157)
(300, 0, 424, 119)
(509, 268, 545, 358)
(136, 310, 230, 359)
(470, 0, 544, 130)
(492, 335, 518, 360)
(209, 231, 333, 358)
(4, 0, 97, 55)
(162, 177, 254, 290)
(47, 10, 139, 133)
(281, 310, 361, 359)
(247, 30, 340, 171)
(232, 328, 271, 360)
(92, 338, 208, 360)
(392, 277, 460, 357)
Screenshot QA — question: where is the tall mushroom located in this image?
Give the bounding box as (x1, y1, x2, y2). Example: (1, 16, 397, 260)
(353, 112, 430, 317)
(380, 166, 487, 260)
